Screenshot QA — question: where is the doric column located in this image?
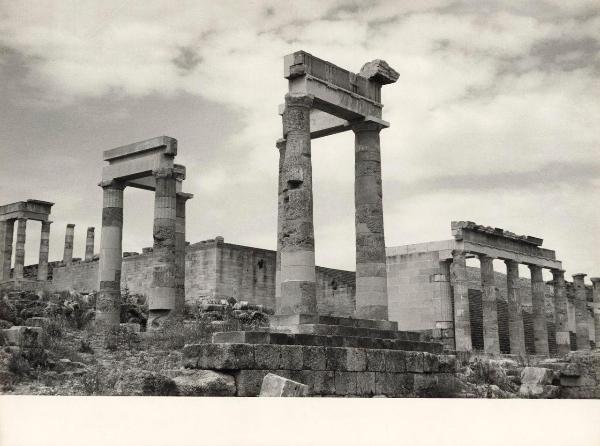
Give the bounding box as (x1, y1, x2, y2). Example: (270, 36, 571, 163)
(505, 260, 526, 356)
(85, 227, 95, 261)
(353, 120, 388, 321)
(175, 193, 191, 317)
(479, 254, 499, 354)
(275, 138, 286, 313)
(37, 221, 52, 281)
(438, 260, 455, 350)
(0, 219, 15, 281)
(450, 249, 472, 351)
(529, 265, 549, 355)
(14, 218, 27, 279)
(96, 180, 125, 328)
(591, 277, 600, 348)
(62, 223, 75, 265)
(572, 273, 590, 351)
(552, 269, 570, 355)
(278, 94, 317, 315)
(148, 167, 178, 329)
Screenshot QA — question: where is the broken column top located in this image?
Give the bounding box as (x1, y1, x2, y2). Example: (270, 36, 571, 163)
(0, 199, 54, 222)
(359, 59, 400, 85)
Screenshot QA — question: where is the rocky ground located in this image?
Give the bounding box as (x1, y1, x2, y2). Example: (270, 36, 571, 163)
(1, 289, 599, 397)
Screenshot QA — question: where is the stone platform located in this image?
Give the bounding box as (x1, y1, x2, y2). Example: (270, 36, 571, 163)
(183, 314, 456, 397)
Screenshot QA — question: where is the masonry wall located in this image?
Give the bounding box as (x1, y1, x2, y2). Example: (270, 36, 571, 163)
(52, 260, 99, 293)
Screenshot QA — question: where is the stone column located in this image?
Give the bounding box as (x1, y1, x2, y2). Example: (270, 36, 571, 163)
(85, 227, 95, 261)
(529, 265, 549, 355)
(353, 120, 388, 321)
(37, 221, 52, 281)
(275, 138, 286, 313)
(62, 223, 75, 265)
(572, 273, 590, 351)
(552, 269, 570, 355)
(479, 255, 499, 354)
(438, 260, 455, 350)
(278, 94, 317, 315)
(591, 277, 600, 348)
(14, 218, 27, 279)
(148, 167, 178, 330)
(505, 260, 526, 356)
(0, 219, 15, 281)
(96, 181, 125, 328)
(450, 250, 472, 351)
(175, 193, 191, 317)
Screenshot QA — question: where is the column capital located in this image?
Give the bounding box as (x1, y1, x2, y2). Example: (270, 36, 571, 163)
(527, 263, 543, 272)
(17, 217, 27, 223)
(98, 179, 126, 190)
(572, 273, 587, 280)
(176, 192, 193, 202)
(284, 93, 314, 109)
(590, 277, 600, 285)
(152, 167, 177, 179)
(477, 253, 494, 260)
(451, 249, 466, 259)
(351, 117, 389, 133)
(66, 223, 75, 229)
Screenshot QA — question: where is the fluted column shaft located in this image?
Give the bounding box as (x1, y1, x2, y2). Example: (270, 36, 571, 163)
(479, 255, 499, 354)
(148, 167, 178, 330)
(278, 94, 317, 315)
(275, 138, 286, 313)
(505, 260, 526, 355)
(85, 227, 95, 261)
(37, 221, 52, 281)
(591, 278, 600, 348)
(552, 269, 570, 354)
(96, 181, 124, 328)
(353, 121, 388, 320)
(529, 265, 549, 355)
(63, 224, 75, 265)
(175, 194, 191, 317)
(14, 218, 27, 279)
(573, 273, 590, 351)
(0, 220, 15, 281)
(450, 250, 472, 351)
(438, 260, 455, 350)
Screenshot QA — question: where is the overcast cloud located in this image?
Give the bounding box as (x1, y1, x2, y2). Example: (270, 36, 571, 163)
(0, 0, 598, 282)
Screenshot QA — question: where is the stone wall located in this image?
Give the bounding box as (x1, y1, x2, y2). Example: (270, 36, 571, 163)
(51, 260, 98, 293)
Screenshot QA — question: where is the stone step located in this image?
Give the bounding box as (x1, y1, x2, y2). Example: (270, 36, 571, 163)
(270, 323, 421, 341)
(212, 331, 442, 353)
(269, 314, 399, 331)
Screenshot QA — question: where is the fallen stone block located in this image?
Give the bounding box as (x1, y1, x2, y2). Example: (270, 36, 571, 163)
(1, 326, 42, 348)
(519, 384, 560, 399)
(521, 367, 554, 386)
(173, 370, 236, 396)
(259, 373, 308, 397)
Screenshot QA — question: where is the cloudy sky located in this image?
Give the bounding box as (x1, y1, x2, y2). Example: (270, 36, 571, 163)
(0, 0, 598, 282)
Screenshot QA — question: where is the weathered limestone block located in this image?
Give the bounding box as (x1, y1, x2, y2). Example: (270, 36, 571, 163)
(260, 373, 308, 397)
(366, 349, 386, 372)
(374, 372, 414, 397)
(359, 59, 400, 85)
(173, 370, 236, 396)
(405, 351, 425, 373)
(254, 344, 303, 370)
(1, 326, 42, 347)
(519, 366, 558, 398)
(438, 355, 457, 373)
(183, 343, 255, 370)
(325, 347, 367, 372)
(301, 345, 326, 370)
(384, 349, 407, 373)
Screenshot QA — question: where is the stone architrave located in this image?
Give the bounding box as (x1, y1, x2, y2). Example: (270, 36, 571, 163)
(479, 255, 499, 354)
(147, 167, 178, 329)
(85, 227, 95, 261)
(274, 138, 286, 312)
(591, 277, 600, 347)
(14, 218, 27, 279)
(353, 120, 388, 321)
(505, 260, 526, 356)
(0, 219, 15, 281)
(37, 221, 52, 281)
(551, 269, 570, 355)
(278, 94, 318, 315)
(572, 273, 590, 351)
(96, 181, 125, 328)
(63, 224, 75, 265)
(450, 249, 472, 351)
(529, 265, 549, 355)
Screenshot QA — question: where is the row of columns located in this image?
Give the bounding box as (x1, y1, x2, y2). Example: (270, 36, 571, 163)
(275, 94, 389, 320)
(0, 218, 95, 282)
(449, 249, 596, 355)
(96, 167, 189, 330)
